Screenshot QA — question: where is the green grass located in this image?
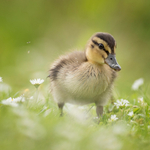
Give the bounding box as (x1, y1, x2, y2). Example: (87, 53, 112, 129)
(0, 81, 150, 150)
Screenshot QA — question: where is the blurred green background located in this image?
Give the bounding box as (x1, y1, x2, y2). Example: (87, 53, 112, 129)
(1, 0, 150, 95)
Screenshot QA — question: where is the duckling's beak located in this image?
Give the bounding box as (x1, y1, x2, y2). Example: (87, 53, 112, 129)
(105, 54, 121, 71)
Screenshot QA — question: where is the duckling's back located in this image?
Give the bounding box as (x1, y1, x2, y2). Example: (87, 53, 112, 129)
(50, 51, 87, 82)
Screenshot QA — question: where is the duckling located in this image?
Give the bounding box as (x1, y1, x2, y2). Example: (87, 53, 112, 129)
(49, 32, 121, 117)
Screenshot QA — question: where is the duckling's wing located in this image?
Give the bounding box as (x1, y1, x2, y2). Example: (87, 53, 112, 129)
(49, 51, 87, 81)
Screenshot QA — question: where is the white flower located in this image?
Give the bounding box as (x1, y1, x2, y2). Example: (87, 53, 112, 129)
(29, 96, 34, 100)
(114, 99, 129, 108)
(138, 97, 144, 104)
(138, 97, 146, 106)
(132, 78, 144, 90)
(0, 77, 3, 82)
(108, 115, 118, 122)
(30, 78, 44, 85)
(30, 78, 44, 88)
(128, 111, 134, 117)
(13, 96, 25, 103)
(1, 96, 25, 107)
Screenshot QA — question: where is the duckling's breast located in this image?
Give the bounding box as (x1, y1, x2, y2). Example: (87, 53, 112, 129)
(55, 62, 116, 104)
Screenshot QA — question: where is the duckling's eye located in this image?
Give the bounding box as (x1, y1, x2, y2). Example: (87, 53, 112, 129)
(99, 43, 104, 49)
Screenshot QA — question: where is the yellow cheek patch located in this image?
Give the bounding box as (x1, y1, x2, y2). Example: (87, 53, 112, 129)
(99, 50, 108, 59)
(86, 47, 107, 64)
(92, 37, 111, 54)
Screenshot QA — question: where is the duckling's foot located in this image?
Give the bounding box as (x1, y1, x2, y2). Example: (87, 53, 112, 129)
(58, 103, 64, 117)
(96, 105, 103, 117)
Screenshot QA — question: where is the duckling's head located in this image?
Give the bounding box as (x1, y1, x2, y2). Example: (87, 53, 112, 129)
(85, 32, 121, 71)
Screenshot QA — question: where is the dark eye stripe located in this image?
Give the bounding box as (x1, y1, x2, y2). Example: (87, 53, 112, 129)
(92, 40, 109, 56)
(103, 48, 109, 55)
(92, 40, 99, 46)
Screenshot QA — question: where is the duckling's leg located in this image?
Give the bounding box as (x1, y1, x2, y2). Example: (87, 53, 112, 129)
(58, 103, 64, 116)
(96, 105, 103, 117)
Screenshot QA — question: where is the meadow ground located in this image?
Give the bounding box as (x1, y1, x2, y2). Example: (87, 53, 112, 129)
(0, 77, 150, 150)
